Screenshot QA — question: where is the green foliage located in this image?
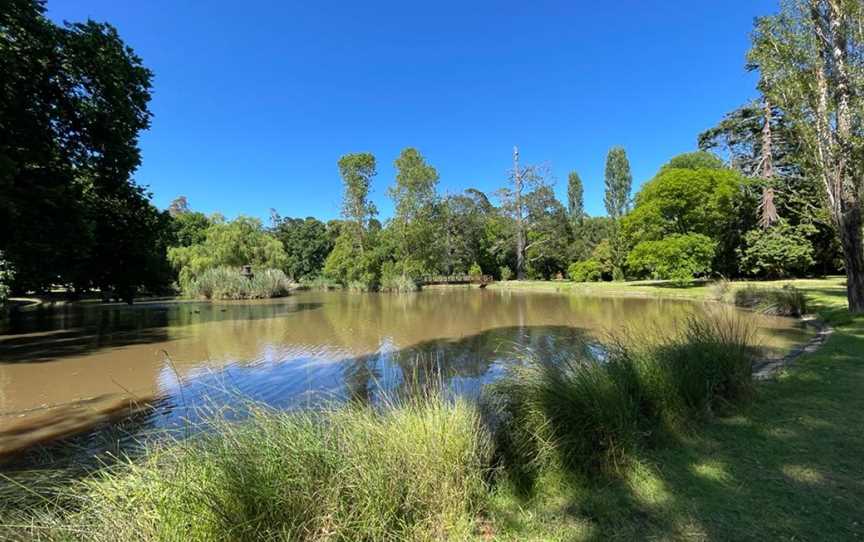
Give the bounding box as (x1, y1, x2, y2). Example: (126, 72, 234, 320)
(388, 148, 442, 275)
(489, 313, 755, 484)
(0, 253, 14, 309)
(323, 229, 382, 289)
(271, 216, 334, 281)
(740, 221, 816, 278)
(168, 216, 288, 286)
(568, 259, 603, 282)
(659, 151, 725, 171)
(379, 261, 420, 293)
(14, 396, 492, 541)
(733, 285, 808, 317)
(567, 171, 584, 226)
(338, 153, 378, 250)
(468, 262, 483, 277)
(184, 267, 292, 300)
(171, 208, 211, 247)
(499, 265, 513, 281)
(623, 168, 742, 243)
(627, 233, 717, 284)
(603, 147, 633, 219)
(298, 276, 342, 291)
(0, 1, 169, 299)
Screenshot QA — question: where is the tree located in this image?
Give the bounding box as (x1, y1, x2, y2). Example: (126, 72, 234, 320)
(272, 216, 333, 281)
(749, 0, 864, 312)
(388, 148, 441, 275)
(0, 0, 167, 301)
(167, 216, 288, 286)
(567, 171, 584, 226)
(603, 147, 633, 218)
(740, 220, 817, 278)
(603, 147, 633, 280)
(168, 196, 191, 217)
(627, 234, 717, 284)
(659, 151, 725, 172)
(498, 147, 559, 279)
(337, 153, 378, 254)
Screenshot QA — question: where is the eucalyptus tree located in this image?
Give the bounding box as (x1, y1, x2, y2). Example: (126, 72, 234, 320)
(749, 0, 864, 311)
(388, 148, 441, 275)
(337, 153, 378, 254)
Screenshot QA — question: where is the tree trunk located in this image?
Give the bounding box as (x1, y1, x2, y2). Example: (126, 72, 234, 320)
(514, 146, 525, 280)
(838, 209, 864, 313)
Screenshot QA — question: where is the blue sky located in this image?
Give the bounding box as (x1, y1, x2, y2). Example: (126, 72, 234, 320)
(48, 1, 777, 221)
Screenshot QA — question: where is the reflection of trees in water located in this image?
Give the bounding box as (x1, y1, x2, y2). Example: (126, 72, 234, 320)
(340, 326, 591, 405)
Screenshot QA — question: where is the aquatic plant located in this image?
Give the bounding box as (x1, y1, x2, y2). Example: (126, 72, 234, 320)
(733, 284, 807, 317)
(183, 266, 292, 300)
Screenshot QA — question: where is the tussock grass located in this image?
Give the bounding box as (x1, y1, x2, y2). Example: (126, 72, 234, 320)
(184, 267, 292, 300)
(488, 312, 757, 487)
(4, 396, 493, 542)
(379, 274, 419, 293)
(733, 284, 807, 316)
(297, 276, 342, 291)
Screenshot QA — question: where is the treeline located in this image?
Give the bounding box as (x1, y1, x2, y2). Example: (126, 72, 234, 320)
(0, 0, 850, 304)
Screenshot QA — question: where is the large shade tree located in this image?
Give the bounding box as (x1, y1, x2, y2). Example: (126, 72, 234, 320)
(749, 0, 864, 312)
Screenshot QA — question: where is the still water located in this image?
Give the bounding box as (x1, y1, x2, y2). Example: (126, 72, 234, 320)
(0, 289, 810, 456)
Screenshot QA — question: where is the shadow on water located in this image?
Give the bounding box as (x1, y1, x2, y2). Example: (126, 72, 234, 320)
(0, 325, 589, 476)
(0, 301, 323, 364)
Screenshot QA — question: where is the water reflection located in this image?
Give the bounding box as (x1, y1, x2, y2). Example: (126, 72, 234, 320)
(0, 290, 812, 460)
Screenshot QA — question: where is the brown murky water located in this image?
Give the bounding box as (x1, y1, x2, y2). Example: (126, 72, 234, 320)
(0, 289, 811, 457)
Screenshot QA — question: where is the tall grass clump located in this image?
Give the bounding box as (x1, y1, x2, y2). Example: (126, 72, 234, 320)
(489, 312, 757, 484)
(379, 273, 419, 293)
(6, 396, 493, 542)
(184, 267, 291, 300)
(298, 275, 342, 291)
(733, 284, 807, 316)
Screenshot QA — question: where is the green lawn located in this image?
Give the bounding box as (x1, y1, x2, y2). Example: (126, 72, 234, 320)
(486, 277, 864, 541)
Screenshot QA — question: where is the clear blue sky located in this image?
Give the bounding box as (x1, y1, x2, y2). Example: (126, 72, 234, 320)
(48, 1, 777, 221)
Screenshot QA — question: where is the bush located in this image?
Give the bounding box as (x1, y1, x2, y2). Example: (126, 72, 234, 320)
(468, 262, 483, 277)
(733, 285, 808, 317)
(184, 267, 292, 300)
(10, 396, 493, 542)
(568, 259, 603, 282)
(627, 233, 717, 285)
(489, 313, 756, 482)
(0, 253, 13, 310)
(379, 273, 419, 293)
(499, 266, 513, 281)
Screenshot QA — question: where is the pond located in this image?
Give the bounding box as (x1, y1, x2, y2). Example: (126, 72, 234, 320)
(0, 289, 811, 459)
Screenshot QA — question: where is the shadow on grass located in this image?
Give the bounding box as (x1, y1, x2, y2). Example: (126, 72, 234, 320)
(502, 324, 864, 541)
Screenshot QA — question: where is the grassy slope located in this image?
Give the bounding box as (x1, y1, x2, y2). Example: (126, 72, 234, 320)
(486, 277, 864, 541)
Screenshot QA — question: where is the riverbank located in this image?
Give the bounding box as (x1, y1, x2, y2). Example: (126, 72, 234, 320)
(2, 279, 860, 540)
(487, 276, 863, 540)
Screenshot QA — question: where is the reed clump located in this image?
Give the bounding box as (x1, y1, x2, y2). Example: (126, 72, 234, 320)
(4, 395, 493, 542)
(732, 284, 807, 316)
(184, 267, 292, 300)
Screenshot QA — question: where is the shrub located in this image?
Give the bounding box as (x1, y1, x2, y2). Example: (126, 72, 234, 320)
(379, 273, 419, 293)
(568, 259, 603, 282)
(11, 397, 494, 541)
(627, 233, 717, 284)
(499, 266, 513, 281)
(184, 267, 291, 300)
(468, 262, 483, 277)
(733, 285, 808, 317)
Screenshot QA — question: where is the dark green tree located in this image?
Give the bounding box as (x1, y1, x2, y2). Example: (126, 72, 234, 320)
(272, 216, 334, 281)
(567, 171, 584, 226)
(603, 146, 633, 279)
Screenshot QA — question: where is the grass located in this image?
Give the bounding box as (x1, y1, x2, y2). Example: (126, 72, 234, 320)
(731, 284, 808, 316)
(483, 277, 864, 541)
(184, 267, 292, 300)
(2, 395, 493, 541)
(4, 277, 861, 540)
